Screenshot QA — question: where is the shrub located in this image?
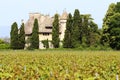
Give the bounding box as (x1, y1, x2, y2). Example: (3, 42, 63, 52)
(0, 43, 10, 49)
(42, 39, 49, 49)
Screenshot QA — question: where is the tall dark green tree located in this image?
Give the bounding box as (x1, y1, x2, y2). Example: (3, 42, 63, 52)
(81, 14, 100, 47)
(102, 2, 120, 50)
(18, 23, 25, 49)
(63, 13, 73, 48)
(87, 21, 100, 47)
(115, 2, 120, 13)
(71, 9, 81, 48)
(81, 15, 90, 47)
(52, 14, 60, 48)
(107, 13, 120, 50)
(10, 22, 19, 49)
(101, 3, 116, 46)
(30, 19, 39, 49)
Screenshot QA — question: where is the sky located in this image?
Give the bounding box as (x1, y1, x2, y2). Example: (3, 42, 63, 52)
(0, 0, 119, 38)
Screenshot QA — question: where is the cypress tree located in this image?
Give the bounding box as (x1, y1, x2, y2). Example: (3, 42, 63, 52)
(18, 23, 25, 49)
(81, 15, 98, 47)
(87, 21, 100, 47)
(30, 19, 39, 49)
(81, 15, 90, 47)
(71, 9, 81, 48)
(10, 22, 19, 49)
(52, 14, 60, 48)
(63, 13, 73, 48)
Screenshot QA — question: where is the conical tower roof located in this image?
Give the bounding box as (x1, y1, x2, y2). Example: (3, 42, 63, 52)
(60, 10, 68, 20)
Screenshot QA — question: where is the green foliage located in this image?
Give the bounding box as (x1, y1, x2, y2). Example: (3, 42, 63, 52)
(101, 3, 116, 46)
(52, 14, 60, 48)
(0, 39, 4, 44)
(0, 39, 10, 49)
(42, 39, 49, 49)
(63, 13, 73, 48)
(18, 23, 25, 49)
(0, 43, 10, 49)
(115, 2, 120, 13)
(80, 14, 100, 47)
(89, 21, 98, 33)
(102, 2, 120, 50)
(82, 15, 91, 46)
(0, 51, 120, 79)
(88, 21, 100, 47)
(30, 19, 39, 49)
(64, 10, 99, 49)
(71, 9, 81, 48)
(10, 22, 19, 49)
(108, 13, 120, 50)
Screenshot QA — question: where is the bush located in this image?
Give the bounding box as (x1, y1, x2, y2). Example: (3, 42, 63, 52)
(76, 45, 112, 51)
(42, 39, 49, 49)
(26, 46, 34, 50)
(0, 43, 10, 49)
(0, 39, 10, 49)
(0, 39, 4, 44)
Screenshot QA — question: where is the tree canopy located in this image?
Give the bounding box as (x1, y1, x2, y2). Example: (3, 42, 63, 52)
(101, 2, 120, 50)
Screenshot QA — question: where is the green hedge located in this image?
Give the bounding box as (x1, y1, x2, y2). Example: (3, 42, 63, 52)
(0, 44, 10, 49)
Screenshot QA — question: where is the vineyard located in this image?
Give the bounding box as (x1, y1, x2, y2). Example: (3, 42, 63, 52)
(0, 50, 120, 80)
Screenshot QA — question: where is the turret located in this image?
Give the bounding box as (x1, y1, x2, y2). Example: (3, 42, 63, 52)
(59, 10, 68, 41)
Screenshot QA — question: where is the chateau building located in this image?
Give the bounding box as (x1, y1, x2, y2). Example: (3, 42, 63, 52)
(24, 11, 68, 49)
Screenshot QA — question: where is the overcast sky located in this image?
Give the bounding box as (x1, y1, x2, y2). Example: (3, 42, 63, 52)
(0, 0, 119, 37)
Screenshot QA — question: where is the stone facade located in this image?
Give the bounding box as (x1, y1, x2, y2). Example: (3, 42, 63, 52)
(24, 11, 68, 49)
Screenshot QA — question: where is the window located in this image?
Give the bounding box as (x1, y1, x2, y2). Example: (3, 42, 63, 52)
(45, 26, 52, 29)
(43, 33, 49, 36)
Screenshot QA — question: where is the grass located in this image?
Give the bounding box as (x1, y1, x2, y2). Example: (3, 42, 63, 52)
(0, 50, 120, 79)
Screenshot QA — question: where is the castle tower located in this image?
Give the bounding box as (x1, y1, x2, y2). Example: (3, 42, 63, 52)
(59, 10, 68, 41)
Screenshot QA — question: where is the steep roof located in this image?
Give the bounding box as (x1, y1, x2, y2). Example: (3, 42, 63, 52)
(25, 14, 53, 34)
(39, 17, 54, 33)
(24, 12, 68, 35)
